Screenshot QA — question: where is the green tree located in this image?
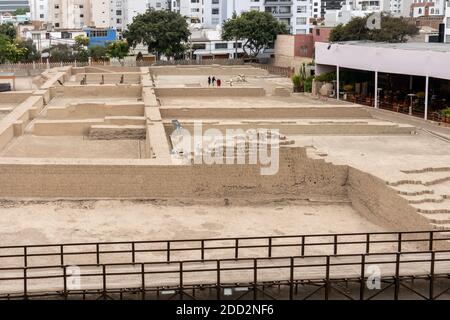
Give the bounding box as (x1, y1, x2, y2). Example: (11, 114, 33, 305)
(125, 9, 190, 59)
(329, 14, 418, 43)
(14, 8, 29, 15)
(222, 11, 289, 58)
(0, 35, 27, 63)
(106, 40, 129, 61)
(74, 35, 90, 47)
(0, 23, 17, 41)
(89, 45, 108, 61)
(44, 44, 74, 62)
(73, 35, 90, 62)
(16, 38, 40, 62)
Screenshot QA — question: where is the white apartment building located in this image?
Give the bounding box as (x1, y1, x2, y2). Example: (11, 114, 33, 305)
(445, 2, 450, 43)
(389, 0, 414, 16)
(33, 0, 322, 35)
(174, 0, 315, 35)
(30, 0, 49, 21)
(48, 0, 92, 29)
(123, 0, 169, 27)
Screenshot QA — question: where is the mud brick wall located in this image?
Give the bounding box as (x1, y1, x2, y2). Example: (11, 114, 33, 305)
(0, 147, 348, 199)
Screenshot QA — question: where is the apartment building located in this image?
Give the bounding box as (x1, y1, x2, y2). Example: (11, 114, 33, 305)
(445, 2, 450, 42)
(30, 0, 49, 21)
(174, 0, 316, 35)
(48, 0, 92, 29)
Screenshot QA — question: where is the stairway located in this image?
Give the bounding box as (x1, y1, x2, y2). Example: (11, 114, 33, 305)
(390, 169, 450, 231)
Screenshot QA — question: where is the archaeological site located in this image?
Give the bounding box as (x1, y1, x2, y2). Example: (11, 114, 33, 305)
(0, 64, 449, 301)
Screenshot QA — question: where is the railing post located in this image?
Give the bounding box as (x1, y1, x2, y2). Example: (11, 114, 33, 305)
(23, 246, 28, 267)
(429, 251, 435, 300)
(325, 256, 330, 300)
(23, 268, 28, 299)
(217, 260, 221, 300)
(235, 239, 239, 259)
(301, 236, 305, 256)
(360, 255, 365, 300)
(141, 263, 146, 300)
(102, 264, 107, 299)
(366, 234, 370, 254)
(268, 237, 272, 258)
(289, 257, 294, 300)
(167, 241, 171, 262)
(333, 235, 338, 255)
(179, 262, 183, 300)
(253, 259, 257, 300)
(394, 252, 400, 300)
(60, 245, 64, 266)
(96, 244, 100, 265)
(398, 233, 402, 252)
(131, 242, 135, 264)
(201, 240, 205, 260)
(429, 231, 434, 251)
(63, 265, 67, 299)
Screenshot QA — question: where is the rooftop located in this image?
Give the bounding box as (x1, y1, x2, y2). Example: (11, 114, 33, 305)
(331, 41, 450, 53)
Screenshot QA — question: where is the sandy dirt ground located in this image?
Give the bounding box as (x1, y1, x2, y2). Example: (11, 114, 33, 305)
(159, 92, 350, 108)
(0, 200, 385, 247)
(11, 77, 38, 91)
(293, 131, 450, 181)
(0, 135, 145, 159)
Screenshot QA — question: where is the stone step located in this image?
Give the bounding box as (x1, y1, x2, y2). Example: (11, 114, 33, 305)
(419, 213, 450, 224)
(411, 200, 450, 214)
(391, 184, 435, 196)
(88, 125, 146, 140)
(431, 224, 450, 233)
(388, 176, 450, 187)
(402, 194, 445, 204)
(401, 167, 450, 174)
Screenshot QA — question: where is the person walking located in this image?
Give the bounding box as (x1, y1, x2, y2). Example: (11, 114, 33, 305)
(208, 76, 211, 86)
(212, 76, 216, 86)
(217, 79, 221, 87)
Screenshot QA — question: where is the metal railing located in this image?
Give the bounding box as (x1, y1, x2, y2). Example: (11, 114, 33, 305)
(0, 230, 448, 270)
(1, 249, 449, 300)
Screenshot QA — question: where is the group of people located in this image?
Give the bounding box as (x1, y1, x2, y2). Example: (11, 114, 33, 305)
(207, 76, 222, 87)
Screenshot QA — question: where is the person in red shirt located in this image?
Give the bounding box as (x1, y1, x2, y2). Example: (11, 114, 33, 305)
(217, 79, 221, 87)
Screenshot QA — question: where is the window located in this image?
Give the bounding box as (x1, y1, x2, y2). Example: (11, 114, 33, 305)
(192, 43, 206, 50)
(215, 43, 228, 49)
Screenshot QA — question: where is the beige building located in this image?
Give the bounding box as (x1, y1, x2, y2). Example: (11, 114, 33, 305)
(48, 0, 92, 29)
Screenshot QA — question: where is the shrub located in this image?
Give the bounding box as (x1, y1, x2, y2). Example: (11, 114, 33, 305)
(291, 74, 302, 88)
(315, 72, 336, 83)
(304, 76, 314, 93)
